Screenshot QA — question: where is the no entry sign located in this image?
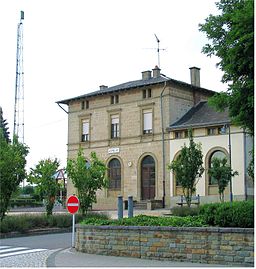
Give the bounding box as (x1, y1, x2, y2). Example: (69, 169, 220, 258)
(67, 195, 79, 214)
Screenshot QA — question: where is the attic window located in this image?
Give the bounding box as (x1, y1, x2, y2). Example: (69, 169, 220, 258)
(142, 89, 152, 99)
(111, 95, 119, 104)
(81, 100, 89, 110)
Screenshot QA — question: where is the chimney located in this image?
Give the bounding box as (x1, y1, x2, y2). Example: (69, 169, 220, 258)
(142, 70, 152, 80)
(152, 65, 161, 78)
(99, 85, 108, 90)
(189, 67, 200, 87)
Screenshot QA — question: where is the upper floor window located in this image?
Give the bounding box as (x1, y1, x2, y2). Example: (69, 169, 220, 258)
(111, 95, 119, 104)
(111, 115, 119, 139)
(142, 89, 152, 99)
(174, 130, 189, 139)
(81, 119, 89, 142)
(207, 127, 222, 136)
(143, 110, 152, 134)
(81, 100, 89, 110)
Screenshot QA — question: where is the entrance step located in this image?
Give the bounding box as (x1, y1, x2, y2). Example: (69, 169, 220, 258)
(134, 201, 147, 210)
(134, 200, 163, 210)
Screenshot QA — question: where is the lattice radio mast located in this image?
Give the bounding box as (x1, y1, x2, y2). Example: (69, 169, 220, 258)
(13, 11, 24, 143)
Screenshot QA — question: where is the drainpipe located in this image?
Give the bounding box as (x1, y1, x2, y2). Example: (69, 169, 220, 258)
(160, 81, 167, 208)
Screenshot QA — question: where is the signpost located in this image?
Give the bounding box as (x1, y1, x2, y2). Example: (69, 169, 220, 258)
(67, 195, 79, 248)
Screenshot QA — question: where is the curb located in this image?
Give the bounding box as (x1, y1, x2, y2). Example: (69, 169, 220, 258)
(0, 227, 71, 239)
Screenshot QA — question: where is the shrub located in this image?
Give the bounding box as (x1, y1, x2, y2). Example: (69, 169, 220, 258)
(81, 214, 207, 227)
(0, 212, 109, 233)
(199, 200, 254, 228)
(171, 206, 199, 217)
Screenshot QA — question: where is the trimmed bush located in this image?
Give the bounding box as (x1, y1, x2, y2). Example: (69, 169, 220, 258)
(81, 214, 207, 227)
(171, 206, 200, 217)
(199, 200, 254, 228)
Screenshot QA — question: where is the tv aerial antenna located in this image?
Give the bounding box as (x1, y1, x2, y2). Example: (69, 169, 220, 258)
(143, 34, 166, 68)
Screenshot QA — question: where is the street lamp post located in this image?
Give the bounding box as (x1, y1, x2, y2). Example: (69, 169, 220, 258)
(221, 124, 233, 202)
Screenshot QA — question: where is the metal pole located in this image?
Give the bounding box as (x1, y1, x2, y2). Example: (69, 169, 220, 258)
(128, 196, 133, 218)
(117, 195, 123, 220)
(160, 81, 167, 208)
(72, 214, 75, 248)
(228, 125, 233, 202)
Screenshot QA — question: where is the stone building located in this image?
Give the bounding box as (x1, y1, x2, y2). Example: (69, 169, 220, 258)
(57, 66, 230, 209)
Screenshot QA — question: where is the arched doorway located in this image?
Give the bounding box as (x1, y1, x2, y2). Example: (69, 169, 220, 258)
(141, 155, 155, 200)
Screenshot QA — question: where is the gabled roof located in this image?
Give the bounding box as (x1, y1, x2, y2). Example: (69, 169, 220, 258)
(168, 101, 230, 131)
(56, 75, 215, 105)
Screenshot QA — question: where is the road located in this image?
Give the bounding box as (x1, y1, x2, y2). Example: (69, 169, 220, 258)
(0, 232, 71, 267)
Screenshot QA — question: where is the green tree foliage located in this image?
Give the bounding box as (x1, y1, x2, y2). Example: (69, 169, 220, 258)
(199, 0, 254, 134)
(0, 107, 10, 143)
(28, 158, 60, 216)
(66, 149, 108, 216)
(0, 130, 29, 220)
(208, 157, 238, 202)
(168, 130, 204, 207)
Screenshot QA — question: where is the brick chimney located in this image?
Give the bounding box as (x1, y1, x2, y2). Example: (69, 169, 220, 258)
(99, 85, 108, 90)
(152, 65, 161, 78)
(189, 67, 200, 87)
(142, 70, 152, 80)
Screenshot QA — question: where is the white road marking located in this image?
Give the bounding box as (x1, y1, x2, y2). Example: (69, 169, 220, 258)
(0, 246, 47, 258)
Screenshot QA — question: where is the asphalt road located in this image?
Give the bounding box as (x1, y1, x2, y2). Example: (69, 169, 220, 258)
(0, 232, 72, 249)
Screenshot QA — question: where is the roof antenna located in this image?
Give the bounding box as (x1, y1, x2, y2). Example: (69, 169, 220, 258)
(154, 34, 167, 68)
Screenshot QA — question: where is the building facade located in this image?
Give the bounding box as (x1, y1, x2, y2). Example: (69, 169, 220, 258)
(57, 66, 215, 209)
(168, 101, 254, 204)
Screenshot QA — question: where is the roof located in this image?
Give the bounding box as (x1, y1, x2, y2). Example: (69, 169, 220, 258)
(56, 74, 215, 105)
(168, 101, 230, 131)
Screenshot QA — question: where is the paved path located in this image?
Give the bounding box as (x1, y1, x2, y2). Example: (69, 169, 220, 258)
(48, 247, 225, 267)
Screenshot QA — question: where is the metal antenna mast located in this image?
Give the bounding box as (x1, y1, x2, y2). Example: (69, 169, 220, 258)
(13, 11, 24, 143)
(154, 34, 166, 68)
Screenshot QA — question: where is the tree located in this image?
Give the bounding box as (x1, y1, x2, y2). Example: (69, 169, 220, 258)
(199, 0, 254, 134)
(208, 157, 238, 202)
(0, 130, 29, 220)
(66, 149, 108, 216)
(28, 158, 60, 216)
(0, 107, 10, 143)
(168, 130, 204, 207)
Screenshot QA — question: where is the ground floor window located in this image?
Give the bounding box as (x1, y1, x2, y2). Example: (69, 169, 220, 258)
(108, 158, 121, 190)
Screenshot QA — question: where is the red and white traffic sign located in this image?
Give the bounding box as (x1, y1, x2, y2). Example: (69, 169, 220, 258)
(67, 195, 79, 214)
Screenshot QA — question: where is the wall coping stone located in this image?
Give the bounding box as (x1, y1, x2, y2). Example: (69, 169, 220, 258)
(76, 224, 253, 234)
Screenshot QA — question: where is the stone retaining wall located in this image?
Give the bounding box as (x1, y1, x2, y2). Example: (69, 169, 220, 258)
(76, 225, 254, 266)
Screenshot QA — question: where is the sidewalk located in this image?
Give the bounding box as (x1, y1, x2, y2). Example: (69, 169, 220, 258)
(48, 247, 225, 267)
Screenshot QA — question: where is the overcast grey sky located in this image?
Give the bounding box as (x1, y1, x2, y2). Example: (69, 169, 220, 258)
(0, 0, 227, 170)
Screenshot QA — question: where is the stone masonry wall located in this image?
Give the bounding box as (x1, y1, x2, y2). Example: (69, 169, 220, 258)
(76, 225, 254, 266)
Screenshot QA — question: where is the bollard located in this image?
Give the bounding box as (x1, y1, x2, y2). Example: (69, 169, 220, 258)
(128, 195, 133, 218)
(117, 195, 123, 220)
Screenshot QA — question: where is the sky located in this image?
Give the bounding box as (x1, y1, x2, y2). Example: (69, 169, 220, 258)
(0, 0, 228, 171)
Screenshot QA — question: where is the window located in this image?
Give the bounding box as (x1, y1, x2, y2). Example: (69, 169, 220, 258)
(81, 119, 89, 142)
(108, 158, 121, 190)
(111, 95, 119, 104)
(142, 89, 152, 99)
(174, 130, 189, 139)
(207, 127, 222, 136)
(111, 115, 119, 139)
(143, 110, 152, 134)
(86, 100, 89, 109)
(81, 100, 89, 110)
(209, 151, 226, 185)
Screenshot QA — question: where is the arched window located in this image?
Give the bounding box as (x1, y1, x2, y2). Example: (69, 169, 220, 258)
(108, 158, 121, 190)
(209, 150, 227, 185)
